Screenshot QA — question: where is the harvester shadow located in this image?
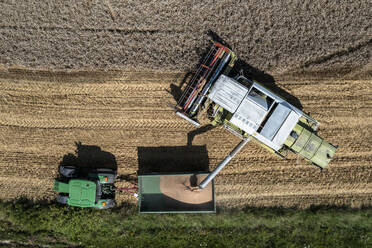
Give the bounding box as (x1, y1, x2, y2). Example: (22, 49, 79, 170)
(187, 124, 216, 146)
(168, 72, 193, 104)
(168, 41, 216, 104)
(233, 59, 303, 110)
(207, 30, 232, 49)
(137, 145, 209, 174)
(59, 141, 117, 172)
(167, 29, 303, 110)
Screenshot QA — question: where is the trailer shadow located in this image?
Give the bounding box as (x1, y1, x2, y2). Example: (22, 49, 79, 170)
(167, 30, 303, 110)
(59, 141, 117, 172)
(137, 145, 209, 174)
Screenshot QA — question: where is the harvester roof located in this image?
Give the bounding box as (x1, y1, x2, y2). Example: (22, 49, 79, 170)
(209, 75, 302, 151)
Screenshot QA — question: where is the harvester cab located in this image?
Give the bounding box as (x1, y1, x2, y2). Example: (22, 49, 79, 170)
(175, 42, 337, 189)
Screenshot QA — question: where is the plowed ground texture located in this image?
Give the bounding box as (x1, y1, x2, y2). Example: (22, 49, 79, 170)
(0, 69, 371, 209)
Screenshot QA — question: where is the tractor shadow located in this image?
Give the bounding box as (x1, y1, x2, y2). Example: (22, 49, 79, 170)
(137, 145, 209, 174)
(167, 30, 303, 110)
(59, 141, 117, 172)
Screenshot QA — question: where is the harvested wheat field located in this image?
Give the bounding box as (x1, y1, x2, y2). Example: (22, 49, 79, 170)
(0, 69, 371, 209)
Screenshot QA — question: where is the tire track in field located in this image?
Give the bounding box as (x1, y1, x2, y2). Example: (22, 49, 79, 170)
(0, 115, 188, 130)
(297, 38, 372, 69)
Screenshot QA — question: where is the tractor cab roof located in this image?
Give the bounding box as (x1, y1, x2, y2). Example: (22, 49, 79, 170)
(68, 179, 98, 207)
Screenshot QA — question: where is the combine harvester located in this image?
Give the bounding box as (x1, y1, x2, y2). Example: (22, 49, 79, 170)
(174, 42, 338, 190)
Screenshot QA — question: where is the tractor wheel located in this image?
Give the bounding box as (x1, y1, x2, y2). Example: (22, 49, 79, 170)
(56, 194, 68, 204)
(59, 165, 77, 177)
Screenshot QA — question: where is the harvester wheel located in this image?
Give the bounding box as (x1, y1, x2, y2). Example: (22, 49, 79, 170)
(59, 165, 77, 178)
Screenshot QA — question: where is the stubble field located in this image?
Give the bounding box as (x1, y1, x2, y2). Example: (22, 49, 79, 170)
(0, 69, 370, 209)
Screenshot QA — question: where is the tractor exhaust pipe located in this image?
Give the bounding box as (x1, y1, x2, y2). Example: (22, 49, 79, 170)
(199, 138, 250, 189)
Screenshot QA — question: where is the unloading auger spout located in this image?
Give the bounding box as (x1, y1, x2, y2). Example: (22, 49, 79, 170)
(199, 138, 250, 189)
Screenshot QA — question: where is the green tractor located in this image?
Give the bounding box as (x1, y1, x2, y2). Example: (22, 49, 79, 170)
(53, 165, 117, 209)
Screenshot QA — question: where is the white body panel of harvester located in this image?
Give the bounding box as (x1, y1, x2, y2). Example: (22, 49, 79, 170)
(208, 75, 302, 151)
(207, 75, 248, 113)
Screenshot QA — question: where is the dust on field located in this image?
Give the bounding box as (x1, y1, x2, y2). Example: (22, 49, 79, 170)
(0, 69, 371, 209)
(0, 0, 370, 78)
